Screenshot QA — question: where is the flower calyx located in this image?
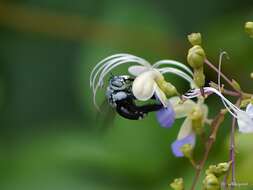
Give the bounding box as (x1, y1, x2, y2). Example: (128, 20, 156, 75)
(156, 78, 179, 97)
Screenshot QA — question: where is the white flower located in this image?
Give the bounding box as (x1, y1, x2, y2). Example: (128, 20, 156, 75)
(129, 60, 195, 107)
(237, 103, 253, 133)
(90, 53, 195, 109)
(130, 69, 168, 106)
(169, 96, 208, 157)
(184, 87, 253, 133)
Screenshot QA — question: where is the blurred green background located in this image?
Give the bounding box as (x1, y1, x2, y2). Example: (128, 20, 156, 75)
(1, 0, 253, 190)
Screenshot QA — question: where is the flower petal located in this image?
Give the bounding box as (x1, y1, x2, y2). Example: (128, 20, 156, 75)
(128, 65, 150, 76)
(154, 83, 168, 107)
(237, 111, 253, 133)
(132, 70, 161, 101)
(169, 97, 196, 119)
(177, 117, 193, 139)
(246, 103, 253, 117)
(156, 106, 175, 128)
(171, 134, 196, 157)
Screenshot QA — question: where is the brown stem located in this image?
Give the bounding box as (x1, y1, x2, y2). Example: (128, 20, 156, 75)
(204, 59, 242, 95)
(190, 109, 226, 190)
(209, 81, 241, 97)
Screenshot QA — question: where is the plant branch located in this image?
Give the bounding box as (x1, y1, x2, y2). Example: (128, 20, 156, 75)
(209, 81, 241, 97)
(204, 59, 242, 95)
(190, 109, 226, 190)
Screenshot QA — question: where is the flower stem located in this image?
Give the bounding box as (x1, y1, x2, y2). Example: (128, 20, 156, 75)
(209, 81, 241, 97)
(190, 109, 226, 190)
(223, 99, 241, 190)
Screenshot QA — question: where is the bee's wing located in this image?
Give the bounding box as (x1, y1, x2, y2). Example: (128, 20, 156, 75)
(95, 99, 116, 131)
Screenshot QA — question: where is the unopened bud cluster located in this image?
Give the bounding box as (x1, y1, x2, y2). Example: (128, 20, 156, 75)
(170, 178, 184, 190)
(187, 33, 206, 87)
(202, 162, 231, 190)
(203, 173, 220, 190)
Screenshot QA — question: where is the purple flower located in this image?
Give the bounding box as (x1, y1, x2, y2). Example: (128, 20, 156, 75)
(156, 106, 175, 128)
(171, 134, 196, 157)
(167, 97, 208, 157)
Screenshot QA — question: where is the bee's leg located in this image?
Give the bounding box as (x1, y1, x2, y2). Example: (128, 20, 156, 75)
(116, 99, 164, 120)
(135, 103, 163, 113)
(116, 103, 144, 120)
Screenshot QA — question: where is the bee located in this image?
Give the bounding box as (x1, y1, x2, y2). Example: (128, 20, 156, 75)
(106, 75, 163, 120)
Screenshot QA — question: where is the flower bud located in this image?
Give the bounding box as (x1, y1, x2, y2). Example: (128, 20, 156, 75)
(206, 165, 217, 175)
(203, 174, 220, 190)
(231, 79, 241, 91)
(190, 106, 204, 134)
(205, 162, 231, 177)
(180, 144, 193, 159)
(188, 33, 202, 46)
(245, 22, 253, 38)
(216, 162, 231, 174)
(170, 178, 184, 190)
(250, 72, 253, 79)
(194, 67, 205, 87)
(187, 45, 206, 69)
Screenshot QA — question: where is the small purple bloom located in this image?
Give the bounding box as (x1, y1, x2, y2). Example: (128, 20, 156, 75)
(156, 106, 175, 128)
(171, 134, 196, 157)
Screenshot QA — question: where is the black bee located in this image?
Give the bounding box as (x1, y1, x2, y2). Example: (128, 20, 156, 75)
(106, 75, 163, 120)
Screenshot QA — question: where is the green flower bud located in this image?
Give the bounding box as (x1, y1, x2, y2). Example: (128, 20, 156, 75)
(194, 67, 205, 87)
(245, 22, 253, 38)
(231, 79, 241, 91)
(203, 174, 220, 190)
(205, 162, 231, 177)
(216, 162, 231, 174)
(157, 80, 178, 97)
(170, 178, 184, 190)
(190, 106, 204, 134)
(187, 45, 206, 69)
(188, 33, 202, 46)
(206, 165, 217, 175)
(180, 144, 193, 159)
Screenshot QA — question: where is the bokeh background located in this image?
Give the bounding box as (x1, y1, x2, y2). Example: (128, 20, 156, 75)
(1, 0, 253, 189)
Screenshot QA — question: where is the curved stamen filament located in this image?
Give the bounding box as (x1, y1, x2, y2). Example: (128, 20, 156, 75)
(158, 67, 195, 86)
(90, 54, 150, 88)
(90, 54, 129, 86)
(91, 55, 151, 109)
(153, 60, 194, 76)
(92, 55, 150, 94)
(184, 87, 241, 118)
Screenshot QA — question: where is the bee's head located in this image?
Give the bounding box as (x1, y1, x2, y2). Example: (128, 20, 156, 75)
(109, 75, 133, 90)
